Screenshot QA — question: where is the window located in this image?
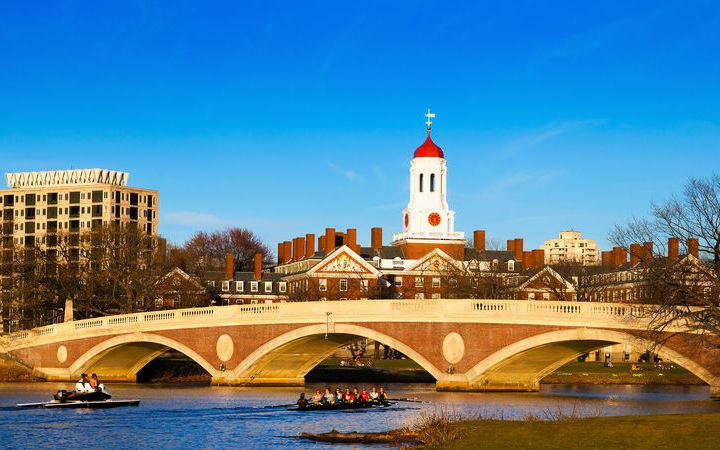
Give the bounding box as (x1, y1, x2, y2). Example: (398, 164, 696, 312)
(235, 281, 244, 292)
(430, 173, 435, 192)
(250, 281, 258, 292)
(279, 282, 287, 293)
(319, 279, 327, 291)
(155, 298, 163, 308)
(449, 278, 457, 287)
(264, 282, 272, 293)
(432, 277, 441, 288)
(507, 260, 515, 271)
(221, 281, 230, 292)
(528, 292, 536, 300)
(543, 293, 550, 300)
(431, 293, 441, 299)
(415, 277, 424, 287)
(419, 173, 424, 192)
(360, 280, 368, 292)
(415, 293, 425, 299)
(236, 299, 244, 305)
(339, 279, 348, 291)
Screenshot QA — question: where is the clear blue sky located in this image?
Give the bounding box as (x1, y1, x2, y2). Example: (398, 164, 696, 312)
(2, 1, 719, 254)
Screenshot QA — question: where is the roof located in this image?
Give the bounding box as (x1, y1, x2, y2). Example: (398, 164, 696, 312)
(413, 133, 444, 158)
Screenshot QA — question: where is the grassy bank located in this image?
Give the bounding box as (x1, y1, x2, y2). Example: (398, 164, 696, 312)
(429, 413, 720, 449)
(541, 361, 703, 385)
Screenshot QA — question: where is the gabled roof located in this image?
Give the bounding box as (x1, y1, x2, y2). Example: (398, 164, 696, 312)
(405, 248, 465, 273)
(307, 245, 380, 276)
(515, 265, 576, 292)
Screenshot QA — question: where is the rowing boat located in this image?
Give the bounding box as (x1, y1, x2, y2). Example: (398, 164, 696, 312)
(16, 389, 140, 409)
(289, 400, 395, 411)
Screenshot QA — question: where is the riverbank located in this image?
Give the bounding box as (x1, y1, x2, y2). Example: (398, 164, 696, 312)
(300, 413, 720, 448)
(0, 359, 38, 381)
(430, 413, 720, 449)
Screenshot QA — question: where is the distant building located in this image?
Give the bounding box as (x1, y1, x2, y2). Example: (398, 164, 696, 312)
(540, 230, 600, 266)
(1, 168, 159, 248)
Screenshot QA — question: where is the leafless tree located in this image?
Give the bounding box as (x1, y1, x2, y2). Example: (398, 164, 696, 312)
(610, 175, 720, 343)
(183, 228, 272, 276)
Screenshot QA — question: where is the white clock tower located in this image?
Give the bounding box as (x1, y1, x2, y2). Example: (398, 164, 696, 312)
(392, 110, 465, 250)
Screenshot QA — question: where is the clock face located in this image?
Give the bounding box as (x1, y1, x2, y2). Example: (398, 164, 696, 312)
(404, 214, 409, 227)
(428, 212, 441, 227)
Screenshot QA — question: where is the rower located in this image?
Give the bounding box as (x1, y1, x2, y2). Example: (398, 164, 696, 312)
(378, 387, 388, 404)
(311, 389, 323, 404)
(296, 392, 309, 409)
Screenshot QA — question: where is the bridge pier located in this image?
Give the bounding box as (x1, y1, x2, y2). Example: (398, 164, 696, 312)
(210, 373, 305, 387)
(436, 374, 540, 392)
(711, 386, 720, 400)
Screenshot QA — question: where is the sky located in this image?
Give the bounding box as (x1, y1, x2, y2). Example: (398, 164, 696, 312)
(1, 1, 719, 255)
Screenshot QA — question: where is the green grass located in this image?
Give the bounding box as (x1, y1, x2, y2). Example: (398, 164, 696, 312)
(542, 361, 704, 385)
(433, 413, 720, 449)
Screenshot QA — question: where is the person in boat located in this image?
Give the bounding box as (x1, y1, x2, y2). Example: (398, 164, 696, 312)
(369, 387, 379, 401)
(352, 387, 360, 403)
(334, 387, 343, 403)
(323, 388, 335, 404)
(296, 392, 309, 408)
(91, 373, 109, 395)
(342, 388, 355, 403)
(378, 387, 388, 404)
(359, 387, 371, 403)
(311, 389, 323, 404)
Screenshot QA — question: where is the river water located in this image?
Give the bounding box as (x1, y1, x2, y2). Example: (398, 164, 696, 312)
(1, 382, 719, 449)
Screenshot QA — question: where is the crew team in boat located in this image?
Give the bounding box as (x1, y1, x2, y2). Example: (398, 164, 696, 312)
(296, 386, 389, 408)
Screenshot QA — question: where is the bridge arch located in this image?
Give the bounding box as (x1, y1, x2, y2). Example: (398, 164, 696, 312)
(228, 324, 444, 385)
(70, 332, 217, 382)
(462, 328, 719, 391)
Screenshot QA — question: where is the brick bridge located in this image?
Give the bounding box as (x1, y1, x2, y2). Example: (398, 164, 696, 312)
(2, 299, 719, 398)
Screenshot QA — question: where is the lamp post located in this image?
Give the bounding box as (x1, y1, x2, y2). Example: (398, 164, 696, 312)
(325, 311, 332, 340)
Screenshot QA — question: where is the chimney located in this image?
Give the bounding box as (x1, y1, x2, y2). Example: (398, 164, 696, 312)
(297, 237, 306, 260)
(318, 235, 326, 253)
(514, 238, 524, 262)
(523, 251, 533, 269)
(507, 239, 516, 254)
(291, 237, 299, 261)
(688, 238, 699, 258)
(282, 241, 292, 264)
(630, 243, 641, 267)
(533, 249, 545, 268)
(668, 237, 679, 260)
(253, 253, 262, 281)
(305, 233, 315, 258)
(643, 242, 654, 262)
(473, 230, 486, 252)
(277, 242, 284, 265)
(601, 250, 612, 267)
(612, 247, 626, 268)
(371, 227, 383, 251)
(325, 228, 336, 253)
(347, 228, 358, 253)
(225, 253, 234, 280)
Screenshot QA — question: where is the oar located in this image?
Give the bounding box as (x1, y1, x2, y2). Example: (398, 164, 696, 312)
(255, 403, 297, 409)
(388, 397, 428, 403)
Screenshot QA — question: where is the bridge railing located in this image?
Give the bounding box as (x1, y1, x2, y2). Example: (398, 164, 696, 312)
(4, 299, 661, 348)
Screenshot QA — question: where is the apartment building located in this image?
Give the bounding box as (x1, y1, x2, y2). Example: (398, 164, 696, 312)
(1, 168, 158, 249)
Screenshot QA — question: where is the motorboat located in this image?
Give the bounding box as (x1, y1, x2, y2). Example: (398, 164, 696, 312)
(17, 388, 140, 409)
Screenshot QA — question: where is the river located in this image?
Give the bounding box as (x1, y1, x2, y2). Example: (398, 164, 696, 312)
(1, 382, 719, 449)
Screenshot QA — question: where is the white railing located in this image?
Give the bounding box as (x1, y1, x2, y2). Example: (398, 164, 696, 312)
(3, 299, 658, 349)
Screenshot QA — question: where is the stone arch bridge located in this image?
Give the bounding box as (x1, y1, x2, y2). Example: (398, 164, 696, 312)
(2, 299, 719, 398)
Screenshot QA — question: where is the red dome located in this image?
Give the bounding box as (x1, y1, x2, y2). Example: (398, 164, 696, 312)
(414, 133, 444, 158)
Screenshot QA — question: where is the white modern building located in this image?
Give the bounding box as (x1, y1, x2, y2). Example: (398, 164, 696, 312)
(541, 230, 601, 266)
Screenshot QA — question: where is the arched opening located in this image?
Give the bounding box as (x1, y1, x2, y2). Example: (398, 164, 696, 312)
(430, 173, 435, 192)
(70, 334, 214, 383)
(231, 324, 443, 384)
(419, 173, 424, 192)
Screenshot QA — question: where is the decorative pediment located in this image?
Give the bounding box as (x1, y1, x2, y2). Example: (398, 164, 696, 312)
(406, 248, 464, 273)
(309, 245, 379, 276)
(517, 266, 575, 291)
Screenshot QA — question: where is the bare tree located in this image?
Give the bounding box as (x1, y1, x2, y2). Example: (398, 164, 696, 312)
(610, 175, 720, 343)
(183, 228, 271, 276)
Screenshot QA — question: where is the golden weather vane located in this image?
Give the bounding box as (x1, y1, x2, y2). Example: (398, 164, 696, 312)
(425, 108, 436, 132)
